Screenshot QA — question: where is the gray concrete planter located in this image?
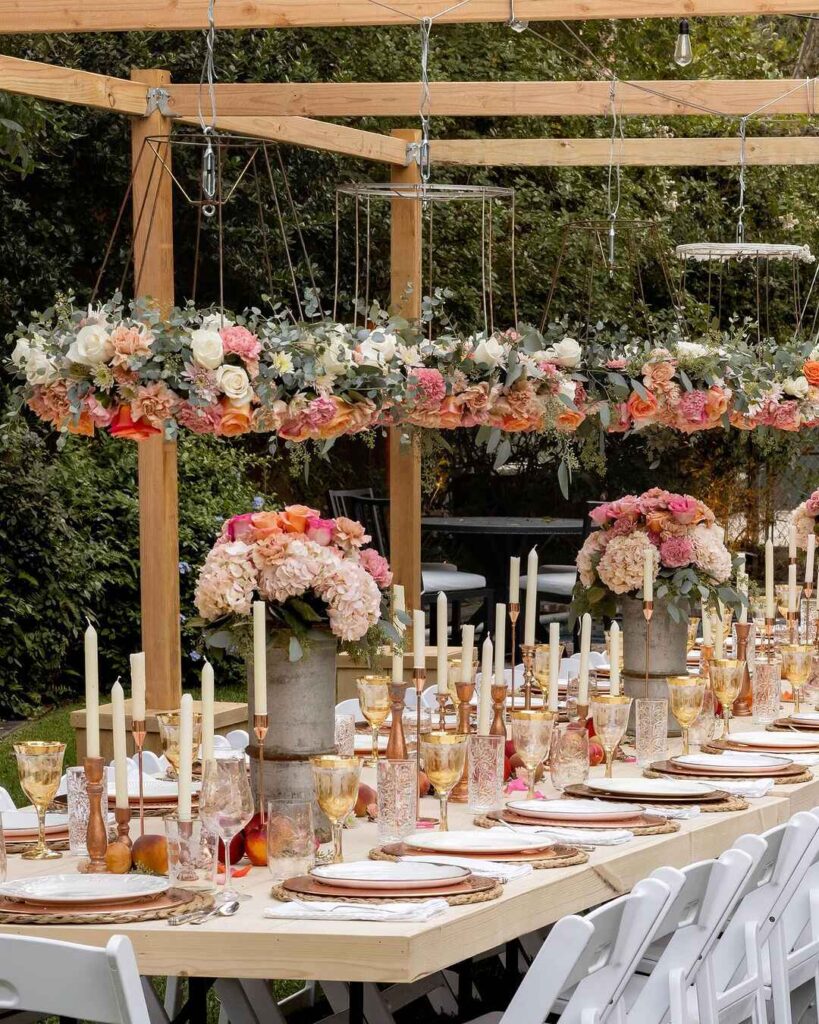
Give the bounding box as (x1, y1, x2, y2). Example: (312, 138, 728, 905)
(621, 595, 689, 735)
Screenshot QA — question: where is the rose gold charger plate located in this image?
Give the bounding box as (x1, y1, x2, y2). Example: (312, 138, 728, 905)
(378, 839, 578, 863)
(769, 718, 819, 732)
(0, 886, 209, 924)
(280, 873, 496, 900)
(563, 783, 729, 805)
(492, 808, 667, 830)
(649, 758, 805, 781)
(705, 738, 819, 755)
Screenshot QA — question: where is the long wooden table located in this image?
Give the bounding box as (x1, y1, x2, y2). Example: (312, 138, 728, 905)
(2, 734, 819, 986)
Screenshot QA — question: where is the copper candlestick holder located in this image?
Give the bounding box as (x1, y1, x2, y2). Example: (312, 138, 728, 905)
(643, 600, 653, 700)
(450, 680, 475, 803)
(520, 643, 536, 710)
(699, 643, 714, 680)
(84, 755, 108, 873)
(386, 682, 409, 760)
(411, 668, 427, 819)
(508, 602, 520, 713)
(114, 806, 132, 848)
(787, 611, 799, 645)
(490, 681, 507, 737)
(764, 616, 776, 661)
(732, 622, 753, 716)
(130, 718, 146, 837)
(253, 714, 269, 824)
(435, 691, 449, 731)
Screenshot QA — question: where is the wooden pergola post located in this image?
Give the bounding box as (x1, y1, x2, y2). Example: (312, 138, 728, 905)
(388, 128, 423, 610)
(130, 68, 182, 711)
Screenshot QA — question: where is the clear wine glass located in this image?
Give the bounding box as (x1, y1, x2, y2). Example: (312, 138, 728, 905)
(199, 750, 254, 903)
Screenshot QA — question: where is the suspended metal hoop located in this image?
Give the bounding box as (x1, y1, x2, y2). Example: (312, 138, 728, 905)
(675, 242, 815, 264)
(336, 182, 515, 203)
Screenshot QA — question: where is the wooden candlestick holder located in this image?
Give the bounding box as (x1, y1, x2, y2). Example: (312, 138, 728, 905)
(412, 669, 426, 819)
(508, 602, 520, 713)
(386, 682, 409, 760)
(253, 714, 269, 824)
(450, 680, 475, 803)
(436, 692, 448, 731)
(84, 755, 108, 873)
(130, 719, 146, 837)
(490, 682, 507, 737)
(114, 806, 132, 848)
(520, 643, 536, 710)
(733, 622, 753, 716)
(764, 616, 776, 661)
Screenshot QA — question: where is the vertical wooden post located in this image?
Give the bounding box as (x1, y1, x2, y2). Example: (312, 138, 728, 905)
(130, 69, 181, 711)
(389, 129, 423, 611)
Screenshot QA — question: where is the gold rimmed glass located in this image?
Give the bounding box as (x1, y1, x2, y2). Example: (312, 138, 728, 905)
(780, 644, 813, 715)
(13, 741, 66, 860)
(510, 710, 556, 800)
(533, 643, 564, 693)
(709, 659, 746, 737)
(590, 696, 632, 778)
(687, 617, 700, 652)
(667, 676, 707, 755)
(420, 732, 467, 831)
(156, 710, 203, 779)
(310, 755, 361, 863)
(356, 675, 391, 767)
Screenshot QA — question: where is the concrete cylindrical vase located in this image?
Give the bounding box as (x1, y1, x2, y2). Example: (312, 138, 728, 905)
(621, 595, 689, 735)
(247, 628, 337, 833)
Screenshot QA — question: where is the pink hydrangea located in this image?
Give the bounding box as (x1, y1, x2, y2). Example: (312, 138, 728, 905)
(194, 540, 257, 618)
(596, 530, 658, 595)
(359, 547, 393, 588)
(219, 325, 261, 363)
(659, 535, 695, 568)
(690, 524, 732, 583)
(576, 529, 610, 588)
(411, 368, 446, 407)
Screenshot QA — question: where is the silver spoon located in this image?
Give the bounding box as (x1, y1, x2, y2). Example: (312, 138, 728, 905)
(169, 899, 240, 927)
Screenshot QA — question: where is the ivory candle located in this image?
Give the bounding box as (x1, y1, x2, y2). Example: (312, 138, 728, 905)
(807, 534, 816, 587)
(111, 681, 128, 810)
(130, 652, 146, 723)
(714, 612, 724, 658)
(177, 693, 193, 822)
(548, 622, 560, 713)
(84, 622, 100, 759)
(252, 600, 267, 716)
(413, 609, 426, 670)
(509, 556, 520, 605)
(578, 613, 591, 705)
(201, 661, 215, 763)
(494, 603, 506, 686)
(478, 636, 493, 734)
(789, 562, 798, 614)
(702, 602, 712, 645)
(460, 625, 475, 683)
(523, 547, 538, 646)
(643, 549, 653, 603)
(738, 552, 748, 625)
(436, 592, 448, 694)
(609, 622, 621, 696)
(765, 538, 775, 620)
(392, 650, 404, 683)
(393, 584, 405, 616)
(790, 523, 797, 560)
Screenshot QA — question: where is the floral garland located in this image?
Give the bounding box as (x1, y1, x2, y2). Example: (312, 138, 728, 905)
(8, 295, 819, 445)
(792, 489, 819, 549)
(573, 487, 742, 620)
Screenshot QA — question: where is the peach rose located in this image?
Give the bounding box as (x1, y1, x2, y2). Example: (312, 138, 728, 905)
(279, 504, 320, 534)
(250, 511, 283, 539)
(704, 385, 729, 422)
(804, 361, 819, 387)
(642, 361, 676, 390)
(218, 401, 252, 437)
(555, 408, 585, 432)
(67, 411, 95, 436)
(436, 395, 465, 429)
(626, 389, 659, 422)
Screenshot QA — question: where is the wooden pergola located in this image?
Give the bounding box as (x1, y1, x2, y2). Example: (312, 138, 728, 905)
(2, 1, 816, 710)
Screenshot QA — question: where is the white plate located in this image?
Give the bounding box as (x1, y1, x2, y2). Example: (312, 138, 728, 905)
(674, 752, 791, 770)
(0, 874, 169, 906)
(507, 798, 644, 822)
(353, 734, 388, 753)
(55, 773, 202, 799)
(403, 829, 552, 855)
(789, 712, 819, 725)
(728, 731, 819, 750)
(586, 778, 720, 798)
(1, 811, 70, 837)
(311, 860, 469, 890)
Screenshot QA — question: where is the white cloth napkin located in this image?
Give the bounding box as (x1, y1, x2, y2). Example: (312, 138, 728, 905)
(638, 804, 702, 820)
(499, 824, 634, 847)
(776, 752, 819, 768)
(398, 854, 533, 882)
(652, 775, 774, 799)
(264, 899, 449, 922)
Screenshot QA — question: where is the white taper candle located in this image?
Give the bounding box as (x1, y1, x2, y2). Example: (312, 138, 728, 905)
(478, 636, 493, 734)
(177, 693, 193, 822)
(524, 547, 539, 646)
(494, 603, 506, 686)
(509, 557, 520, 605)
(765, 537, 775, 620)
(111, 681, 128, 810)
(253, 600, 267, 716)
(578, 613, 591, 705)
(201, 661, 215, 763)
(84, 622, 100, 759)
(460, 625, 475, 684)
(609, 622, 621, 696)
(130, 652, 146, 723)
(436, 592, 448, 694)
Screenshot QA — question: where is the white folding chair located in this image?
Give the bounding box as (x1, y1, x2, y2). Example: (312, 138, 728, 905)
(225, 729, 250, 752)
(139, 750, 164, 774)
(421, 686, 439, 709)
(693, 810, 819, 1024)
(0, 933, 150, 1024)
(467, 872, 684, 1024)
(621, 836, 765, 1024)
(335, 698, 362, 721)
(0, 787, 15, 811)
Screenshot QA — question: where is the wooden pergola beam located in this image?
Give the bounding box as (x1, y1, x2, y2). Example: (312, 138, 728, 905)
(167, 79, 819, 118)
(432, 136, 819, 165)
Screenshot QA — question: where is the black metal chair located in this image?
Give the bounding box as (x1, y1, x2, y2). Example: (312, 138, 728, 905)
(350, 495, 494, 640)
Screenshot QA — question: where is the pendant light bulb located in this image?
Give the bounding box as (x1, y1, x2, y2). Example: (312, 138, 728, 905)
(674, 19, 693, 67)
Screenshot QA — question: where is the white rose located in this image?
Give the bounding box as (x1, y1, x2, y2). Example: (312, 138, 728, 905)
(676, 340, 709, 360)
(358, 332, 398, 367)
(190, 328, 224, 370)
(67, 323, 113, 366)
(24, 348, 58, 384)
(783, 376, 810, 399)
(546, 336, 582, 369)
(318, 343, 351, 377)
(559, 379, 577, 402)
(471, 334, 506, 368)
(11, 338, 31, 367)
(215, 363, 252, 402)
(201, 313, 234, 331)
(810, 344, 819, 362)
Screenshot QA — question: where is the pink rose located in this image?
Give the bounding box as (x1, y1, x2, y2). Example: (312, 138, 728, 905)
(589, 502, 613, 526)
(306, 516, 335, 547)
(659, 536, 695, 568)
(359, 547, 393, 588)
(666, 496, 699, 524)
(226, 513, 255, 541)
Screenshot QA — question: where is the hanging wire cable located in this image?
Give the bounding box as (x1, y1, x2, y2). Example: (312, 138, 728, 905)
(736, 116, 748, 244)
(197, 0, 219, 218)
(606, 76, 623, 277)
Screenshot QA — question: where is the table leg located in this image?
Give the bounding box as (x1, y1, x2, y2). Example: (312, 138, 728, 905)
(455, 959, 476, 1019)
(172, 978, 213, 1024)
(504, 939, 521, 995)
(348, 981, 364, 1024)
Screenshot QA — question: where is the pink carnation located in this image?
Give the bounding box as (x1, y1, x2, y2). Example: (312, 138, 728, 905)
(359, 547, 393, 588)
(659, 535, 695, 568)
(306, 516, 335, 546)
(175, 400, 222, 435)
(304, 395, 337, 429)
(219, 325, 261, 363)
(676, 390, 709, 429)
(411, 368, 446, 407)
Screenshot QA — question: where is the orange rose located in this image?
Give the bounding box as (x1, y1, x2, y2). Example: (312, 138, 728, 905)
(67, 411, 95, 436)
(704, 385, 729, 422)
(436, 395, 464, 429)
(804, 361, 819, 387)
(250, 511, 283, 539)
(626, 389, 659, 422)
(729, 410, 755, 431)
(279, 504, 320, 534)
(108, 406, 160, 441)
(555, 408, 585, 432)
(218, 401, 252, 437)
(645, 509, 672, 535)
